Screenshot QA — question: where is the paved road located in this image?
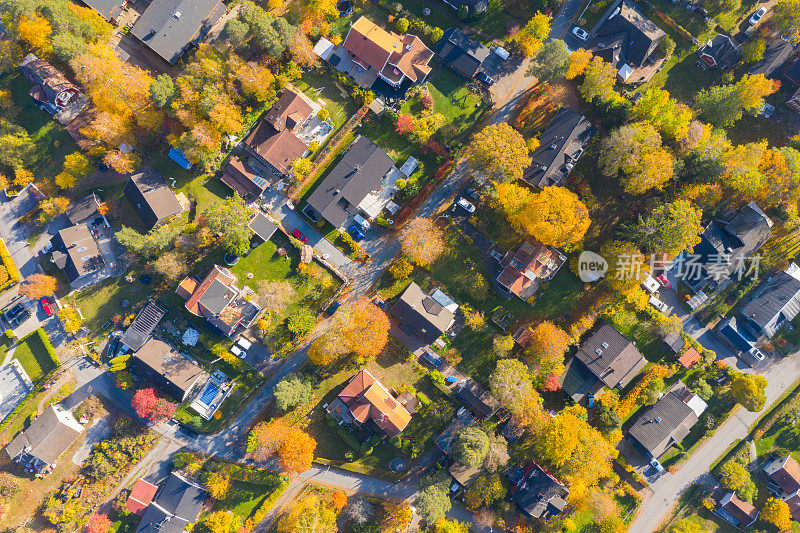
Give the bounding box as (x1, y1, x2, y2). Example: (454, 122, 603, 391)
(630, 353, 800, 532)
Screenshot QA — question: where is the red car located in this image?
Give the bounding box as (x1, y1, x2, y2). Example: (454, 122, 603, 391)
(291, 229, 307, 243)
(40, 297, 53, 316)
(656, 274, 671, 290)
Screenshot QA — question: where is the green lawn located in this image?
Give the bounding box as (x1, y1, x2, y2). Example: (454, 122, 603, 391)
(294, 69, 362, 132)
(469, 0, 518, 40)
(3, 71, 78, 186)
(12, 331, 57, 382)
(213, 478, 286, 520)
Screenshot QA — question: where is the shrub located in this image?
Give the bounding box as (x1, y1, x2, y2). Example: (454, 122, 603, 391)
(396, 17, 409, 32)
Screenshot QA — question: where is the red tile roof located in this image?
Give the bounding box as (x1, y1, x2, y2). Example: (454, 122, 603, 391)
(678, 347, 701, 369)
(337, 369, 411, 437)
(126, 478, 159, 516)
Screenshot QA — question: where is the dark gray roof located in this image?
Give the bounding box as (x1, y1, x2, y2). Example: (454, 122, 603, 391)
(124, 172, 182, 231)
(80, 0, 124, 21)
(455, 379, 498, 419)
(559, 355, 600, 401)
(590, 0, 665, 68)
(197, 278, 237, 315)
(663, 331, 685, 353)
(51, 225, 104, 283)
(133, 339, 207, 394)
(740, 271, 800, 331)
(435, 409, 476, 453)
(65, 192, 101, 225)
(688, 202, 772, 289)
(627, 383, 699, 457)
(784, 56, 800, 85)
(717, 316, 757, 353)
(748, 39, 796, 79)
(434, 27, 491, 78)
(121, 301, 166, 352)
(522, 109, 594, 189)
(306, 135, 394, 228)
(248, 213, 277, 242)
(698, 34, 740, 69)
(131, 0, 225, 64)
(509, 462, 569, 520)
(389, 282, 455, 345)
(135, 472, 207, 533)
(575, 323, 646, 389)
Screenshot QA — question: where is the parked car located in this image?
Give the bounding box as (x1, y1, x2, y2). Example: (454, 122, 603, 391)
(749, 6, 767, 25)
(494, 46, 510, 60)
(587, 393, 595, 408)
(40, 241, 54, 254)
(348, 224, 365, 240)
(230, 344, 245, 358)
(649, 458, 665, 473)
(326, 301, 341, 316)
(649, 296, 669, 313)
(421, 349, 442, 368)
(353, 213, 371, 229)
(457, 197, 475, 213)
(656, 273, 671, 290)
(464, 188, 481, 202)
(40, 297, 53, 316)
(5, 303, 24, 319)
(291, 229, 307, 243)
(475, 72, 494, 86)
(748, 346, 765, 361)
(572, 26, 590, 41)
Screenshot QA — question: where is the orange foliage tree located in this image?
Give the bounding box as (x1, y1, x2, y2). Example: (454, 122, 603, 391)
(278, 428, 317, 474)
(250, 418, 289, 462)
(399, 218, 445, 267)
(19, 274, 57, 299)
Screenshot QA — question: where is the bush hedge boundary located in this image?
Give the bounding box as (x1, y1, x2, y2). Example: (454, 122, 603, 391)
(0, 238, 20, 291)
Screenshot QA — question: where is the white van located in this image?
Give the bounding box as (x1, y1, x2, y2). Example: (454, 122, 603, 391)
(354, 213, 371, 229)
(649, 296, 668, 313)
(641, 275, 659, 293)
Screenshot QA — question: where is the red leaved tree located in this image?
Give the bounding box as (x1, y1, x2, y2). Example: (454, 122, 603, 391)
(148, 398, 177, 423)
(87, 513, 112, 533)
(131, 388, 158, 419)
(395, 114, 415, 136)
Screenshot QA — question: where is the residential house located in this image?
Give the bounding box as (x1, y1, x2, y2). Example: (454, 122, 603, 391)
(123, 172, 183, 231)
(248, 212, 277, 245)
(305, 135, 394, 228)
(698, 34, 740, 70)
(80, 0, 127, 23)
(787, 87, 800, 113)
(177, 265, 262, 338)
(716, 492, 759, 528)
(590, 0, 666, 83)
(19, 53, 86, 124)
(434, 28, 491, 79)
(131, 0, 225, 64)
(560, 323, 646, 402)
(121, 301, 166, 352)
(342, 17, 433, 88)
(390, 282, 457, 345)
(326, 368, 412, 437)
(5, 405, 84, 475)
(51, 225, 105, 287)
(748, 38, 796, 79)
(435, 408, 476, 453)
(65, 192, 102, 225)
(130, 338, 208, 402)
(508, 462, 570, 522)
(522, 109, 595, 189)
(627, 381, 707, 458)
(135, 472, 209, 533)
(242, 88, 315, 178)
(455, 379, 499, 420)
(440, 0, 488, 15)
(784, 54, 800, 86)
(685, 201, 773, 293)
(126, 478, 160, 516)
(220, 157, 270, 199)
(763, 454, 800, 521)
(739, 262, 800, 339)
(662, 331, 686, 354)
(715, 315, 764, 367)
(496, 240, 567, 301)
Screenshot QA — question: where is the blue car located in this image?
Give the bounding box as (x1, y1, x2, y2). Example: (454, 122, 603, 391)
(587, 393, 595, 408)
(326, 301, 341, 316)
(348, 224, 365, 240)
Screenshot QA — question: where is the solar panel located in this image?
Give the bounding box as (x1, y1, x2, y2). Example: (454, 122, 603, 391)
(252, 175, 267, 188)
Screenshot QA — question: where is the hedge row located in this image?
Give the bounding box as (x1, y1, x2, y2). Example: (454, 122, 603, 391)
(31, 328, 60, 369)
(251, 478, 290, 524)
(0, 238, 20, 289)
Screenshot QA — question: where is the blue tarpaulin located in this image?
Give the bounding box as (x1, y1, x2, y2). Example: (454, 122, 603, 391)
(168, 148, 192, 170)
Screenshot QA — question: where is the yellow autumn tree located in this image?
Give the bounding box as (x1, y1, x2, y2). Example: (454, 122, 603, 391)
(496, 183, 590, 247)
(566, 48, 592, 79)
(467, 123, 531, 182)
(511, 13, 551, 57)
(17, 14, 52, 53)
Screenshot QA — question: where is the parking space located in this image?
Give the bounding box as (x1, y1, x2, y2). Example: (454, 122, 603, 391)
(482, 50, 526, 103)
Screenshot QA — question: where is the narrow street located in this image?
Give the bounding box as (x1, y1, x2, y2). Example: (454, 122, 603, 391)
(629, 352, 800, 532)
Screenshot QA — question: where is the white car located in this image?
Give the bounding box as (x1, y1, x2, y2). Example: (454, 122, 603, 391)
(572, 26, 590, 41)
(748, 346, 765, 360)
(494, 46, 510, 60)
(648, 296, 669, 313)
(457, 197, 475, 213)
(230, 345, 245, 358)
(749, 6, 767, 25)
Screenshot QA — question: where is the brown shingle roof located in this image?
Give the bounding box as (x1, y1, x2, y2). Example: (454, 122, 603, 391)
(220, 157, 267, 198)
(134, 338, 206, 392)
(390, 34, 434, 82)
(243, 120, 308, 175)
(265, 88, 313, 133)
(181, 266, 236, 316)
(720, 493, 759, 526)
